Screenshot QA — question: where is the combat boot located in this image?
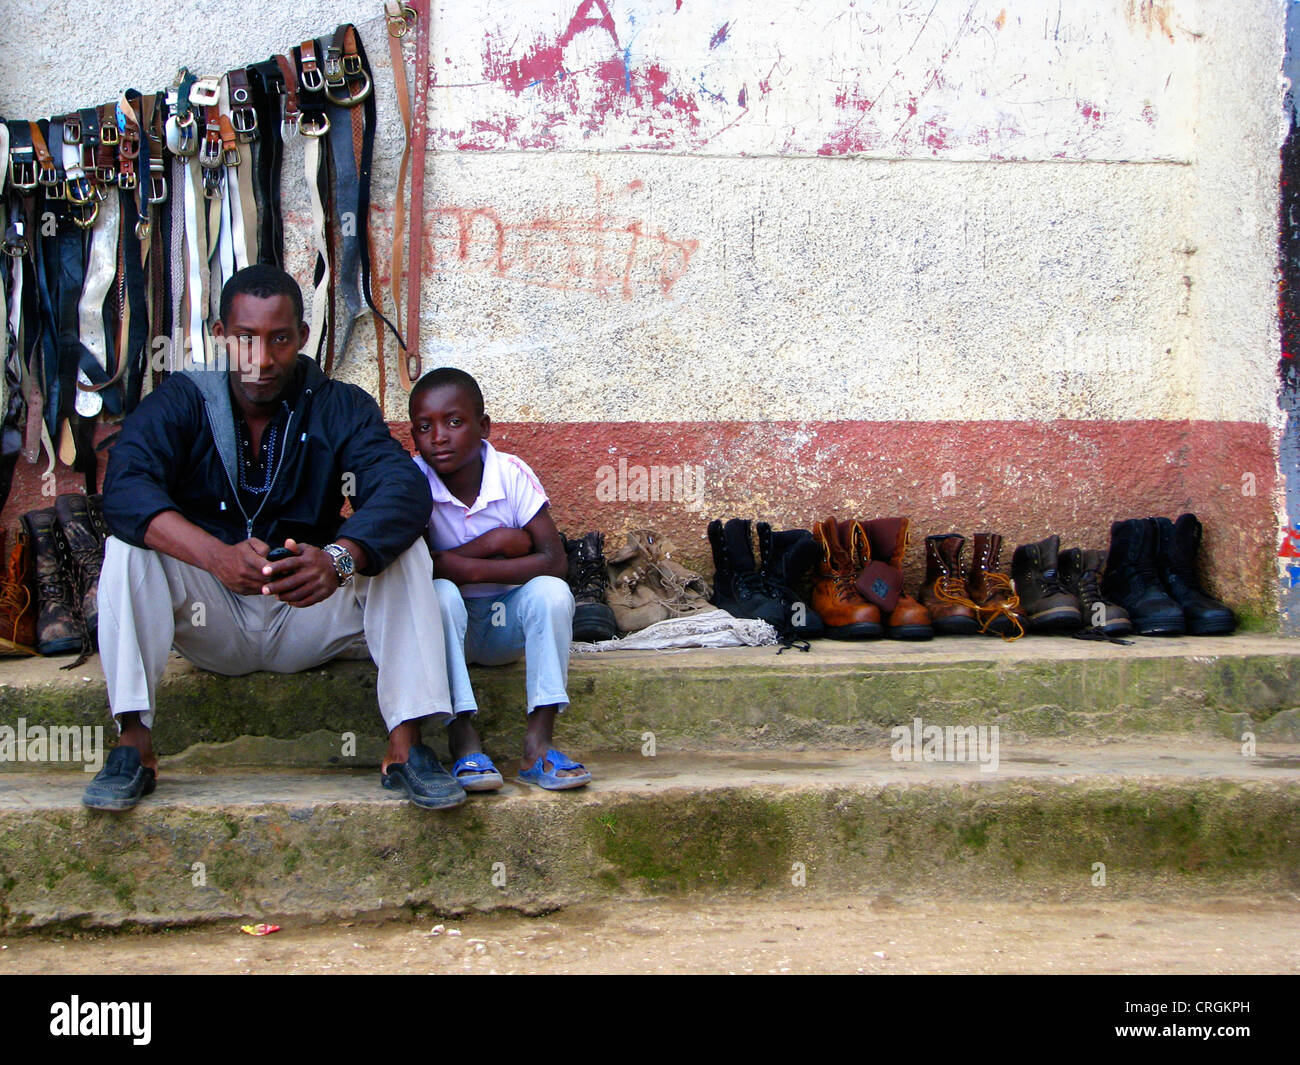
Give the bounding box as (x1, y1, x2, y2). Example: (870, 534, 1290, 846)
(968, 533, 1025, 639)
(19, 507, 85, 656)
(55, 493, 108, 645)
(756, 522, 824, 639)
(1059, 548, 1131, 637)
(708, 518, 788, 632)
(918, 534, 979, 635)
(606, 529, 712, 634)
(810, 517, 881, 639)
(561, 531, 619, 641)
(1102, 518, 1185, 635)
(0, 529, 37, 655)
(855, 517, 932, 640)
(1153, 514, 1236, 636)
(1011, 534, 1082, 633)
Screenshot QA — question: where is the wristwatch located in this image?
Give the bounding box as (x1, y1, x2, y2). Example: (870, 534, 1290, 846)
(323, 543, 355, 586)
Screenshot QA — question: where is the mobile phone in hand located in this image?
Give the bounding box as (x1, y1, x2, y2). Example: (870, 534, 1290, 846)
(267, 546, 294, 562)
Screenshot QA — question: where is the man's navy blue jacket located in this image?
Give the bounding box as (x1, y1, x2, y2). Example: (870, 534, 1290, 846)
(102, 356, 431, 575)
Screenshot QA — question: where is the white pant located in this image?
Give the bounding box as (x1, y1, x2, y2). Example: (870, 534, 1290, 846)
(97, 537, 455, 733)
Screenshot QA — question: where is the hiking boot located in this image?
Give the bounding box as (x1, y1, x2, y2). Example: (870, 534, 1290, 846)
(1059, 548, 1132, 637)
(855, 517, 932, 640)
(561, 531, 619, 642)
(810, 517, 882, 639)
(756, 522, 824, 639)
(1102, 518, 1185, 636)
(918, 534, 979, 635)
(968, 533, 1025, 638)
(1153, 514, 1236, 636)
(606, 529, 712, 634)
(708, 518, 789, 632)
(1011, 534, 1083, 633)
(0, 529, 37, 655)
(19, 507, 85, 656)
(55, 493, 107, 645)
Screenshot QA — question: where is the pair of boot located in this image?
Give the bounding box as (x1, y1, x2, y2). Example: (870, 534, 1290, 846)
(708, 518, 824, 640)
(18, 494, 108, 661)
(1012, 535, 1131, 637)
(918, 533, 1023, 639)
(811, 517, 932, 640)
(1102, 514, 1235, 636)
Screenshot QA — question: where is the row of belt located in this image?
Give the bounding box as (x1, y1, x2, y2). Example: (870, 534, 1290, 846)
(0, 22, 397, 513)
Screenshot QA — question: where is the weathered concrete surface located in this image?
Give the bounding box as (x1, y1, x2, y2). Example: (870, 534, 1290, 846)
(2, 635, 1298, 772)
(1, 742, 1297, 930)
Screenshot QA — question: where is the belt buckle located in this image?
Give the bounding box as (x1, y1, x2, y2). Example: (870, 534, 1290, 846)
(298, 112, 330, 138)
(190, 77, 221, 106)
(199, 131, 224, 169)
(100, 122, 119, 146)
(202, 168, 223, 199)
(65, 169, 94, 204)
(148, 159, 168, 203)
(38, 166, 64, 195)
(71, 199, 99, 230)
(63, 117, 82, 144)
(166, 114, 199, 157)
(2, 220, 27, 257)
(9, 152, 38, 191)
(324, 50, 346, 87)
(231, 108, 258, 140)
(300, 62, 324, 92)
(343, 54, 364, 76)
(118, 161, 137, 190)
(119, 131, 140, 161)
(386, 2, 416, 38)
(325, 70, 372, 107)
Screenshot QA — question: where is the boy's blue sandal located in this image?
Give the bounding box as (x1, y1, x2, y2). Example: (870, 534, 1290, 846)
(452, 752, 505, 793)
(518, 748, 592, 791)
(82, 746, 157, 811)
(382, 745, 467, 809)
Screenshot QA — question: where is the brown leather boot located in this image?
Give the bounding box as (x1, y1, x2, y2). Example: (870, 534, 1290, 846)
(918, 534, 979, 635)
(968, 532, 1025, 639)
(0, 529, 38, 656)
(811, 517, 881, 639)
(855, 518, 932, 640)
(19, 507, 85, 656)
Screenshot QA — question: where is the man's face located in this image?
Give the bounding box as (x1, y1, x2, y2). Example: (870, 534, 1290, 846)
(410, 384, 489, 479)
(213, 293, 308, 413)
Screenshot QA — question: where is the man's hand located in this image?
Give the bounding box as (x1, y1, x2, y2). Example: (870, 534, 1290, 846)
(258, 538, 342, 607)
(210, 537, 273, 596)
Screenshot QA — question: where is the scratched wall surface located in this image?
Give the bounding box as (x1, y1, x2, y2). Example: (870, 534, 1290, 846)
(0, 0, 1292, 623)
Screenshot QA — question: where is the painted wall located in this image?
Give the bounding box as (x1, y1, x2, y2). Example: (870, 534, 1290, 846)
(1, 0, 1291, 625)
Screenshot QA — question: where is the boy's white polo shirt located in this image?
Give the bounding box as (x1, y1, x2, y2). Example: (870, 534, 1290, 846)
(413, 440, 549, 599)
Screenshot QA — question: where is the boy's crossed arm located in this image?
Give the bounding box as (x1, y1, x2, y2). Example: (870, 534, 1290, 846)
(431, 506, 568, 587)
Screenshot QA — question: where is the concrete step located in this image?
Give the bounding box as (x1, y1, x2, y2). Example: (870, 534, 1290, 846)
(1, 635, 1299, 772)
(2, 741, 1298, 930)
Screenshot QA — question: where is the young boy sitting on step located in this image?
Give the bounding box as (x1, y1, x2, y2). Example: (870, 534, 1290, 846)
(408, 367, 591, 791)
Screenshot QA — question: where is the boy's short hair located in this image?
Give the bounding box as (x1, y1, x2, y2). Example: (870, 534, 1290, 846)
(219, 264, 305, 325)
(410, 367, 485, 416)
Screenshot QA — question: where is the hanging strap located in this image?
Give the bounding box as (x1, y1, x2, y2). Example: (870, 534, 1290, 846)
(404, 0, 432, 391)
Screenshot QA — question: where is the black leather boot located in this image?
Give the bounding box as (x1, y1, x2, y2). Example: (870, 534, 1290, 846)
(1059, 548, 1132, 637)
(561, 531, 619, 642)
(756, 523, 824, 639)
(708, 518, 788, 632)
(1102, 519, 1185, 636)
(1153, 514, 1235, 636)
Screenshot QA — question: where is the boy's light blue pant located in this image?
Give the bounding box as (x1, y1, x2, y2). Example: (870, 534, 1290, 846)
(433, 575, 575, 715)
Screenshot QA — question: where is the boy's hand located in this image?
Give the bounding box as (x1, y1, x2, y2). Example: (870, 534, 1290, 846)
(457, 527, 533, 559)
(431, 550, 478, 585)
(258, 538, 342, 607)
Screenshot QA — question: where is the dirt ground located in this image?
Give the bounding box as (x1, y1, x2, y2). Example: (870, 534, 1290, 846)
(3, 893, 1298, 975)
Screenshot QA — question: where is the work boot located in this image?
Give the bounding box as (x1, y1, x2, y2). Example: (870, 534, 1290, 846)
(606, 529, 712, 634)
(19, 507, 85, 656)
(0, 529, 37, 655)
(708, 518, 789, 632)
(918, 534, 979, 636)
(855, 517, 932, 640)
(1059, 548, 1132, 637)
(561, 532, 619, 642)
(1153, 514, 1236, 636)
(968, 533, 1025, 639)
(756, 522, 824, 639)
(1102, 519, 1185, 636)
(1011, 534, 1082, 633)
(810, 517, 882, 639)
(55, 493, 107, 645)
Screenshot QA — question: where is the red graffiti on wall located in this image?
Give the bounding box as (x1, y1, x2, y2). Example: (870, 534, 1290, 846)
(424, 181, 697, 300)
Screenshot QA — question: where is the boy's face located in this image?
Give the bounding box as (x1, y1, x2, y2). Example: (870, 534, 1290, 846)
(410, 384, 490, 479)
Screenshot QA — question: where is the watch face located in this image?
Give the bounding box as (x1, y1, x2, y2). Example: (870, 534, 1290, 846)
(326, 544, 354, 581)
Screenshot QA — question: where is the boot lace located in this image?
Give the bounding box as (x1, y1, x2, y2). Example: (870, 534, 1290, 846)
(971, 571, 1024, 641)
(1071, 568, 1135, 645)
(0, 558, 33, 650)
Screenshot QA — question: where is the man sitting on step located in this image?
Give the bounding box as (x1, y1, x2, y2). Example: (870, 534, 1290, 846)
(85, 265, 468, 811)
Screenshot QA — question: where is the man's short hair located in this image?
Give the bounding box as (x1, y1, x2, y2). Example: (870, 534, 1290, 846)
(410, 367, 485, 416)
(219, 265, 305, 325)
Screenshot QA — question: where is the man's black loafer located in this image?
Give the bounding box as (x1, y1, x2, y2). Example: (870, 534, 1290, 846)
(82, 746, 157, 811)
(381, 744, 467, 810)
